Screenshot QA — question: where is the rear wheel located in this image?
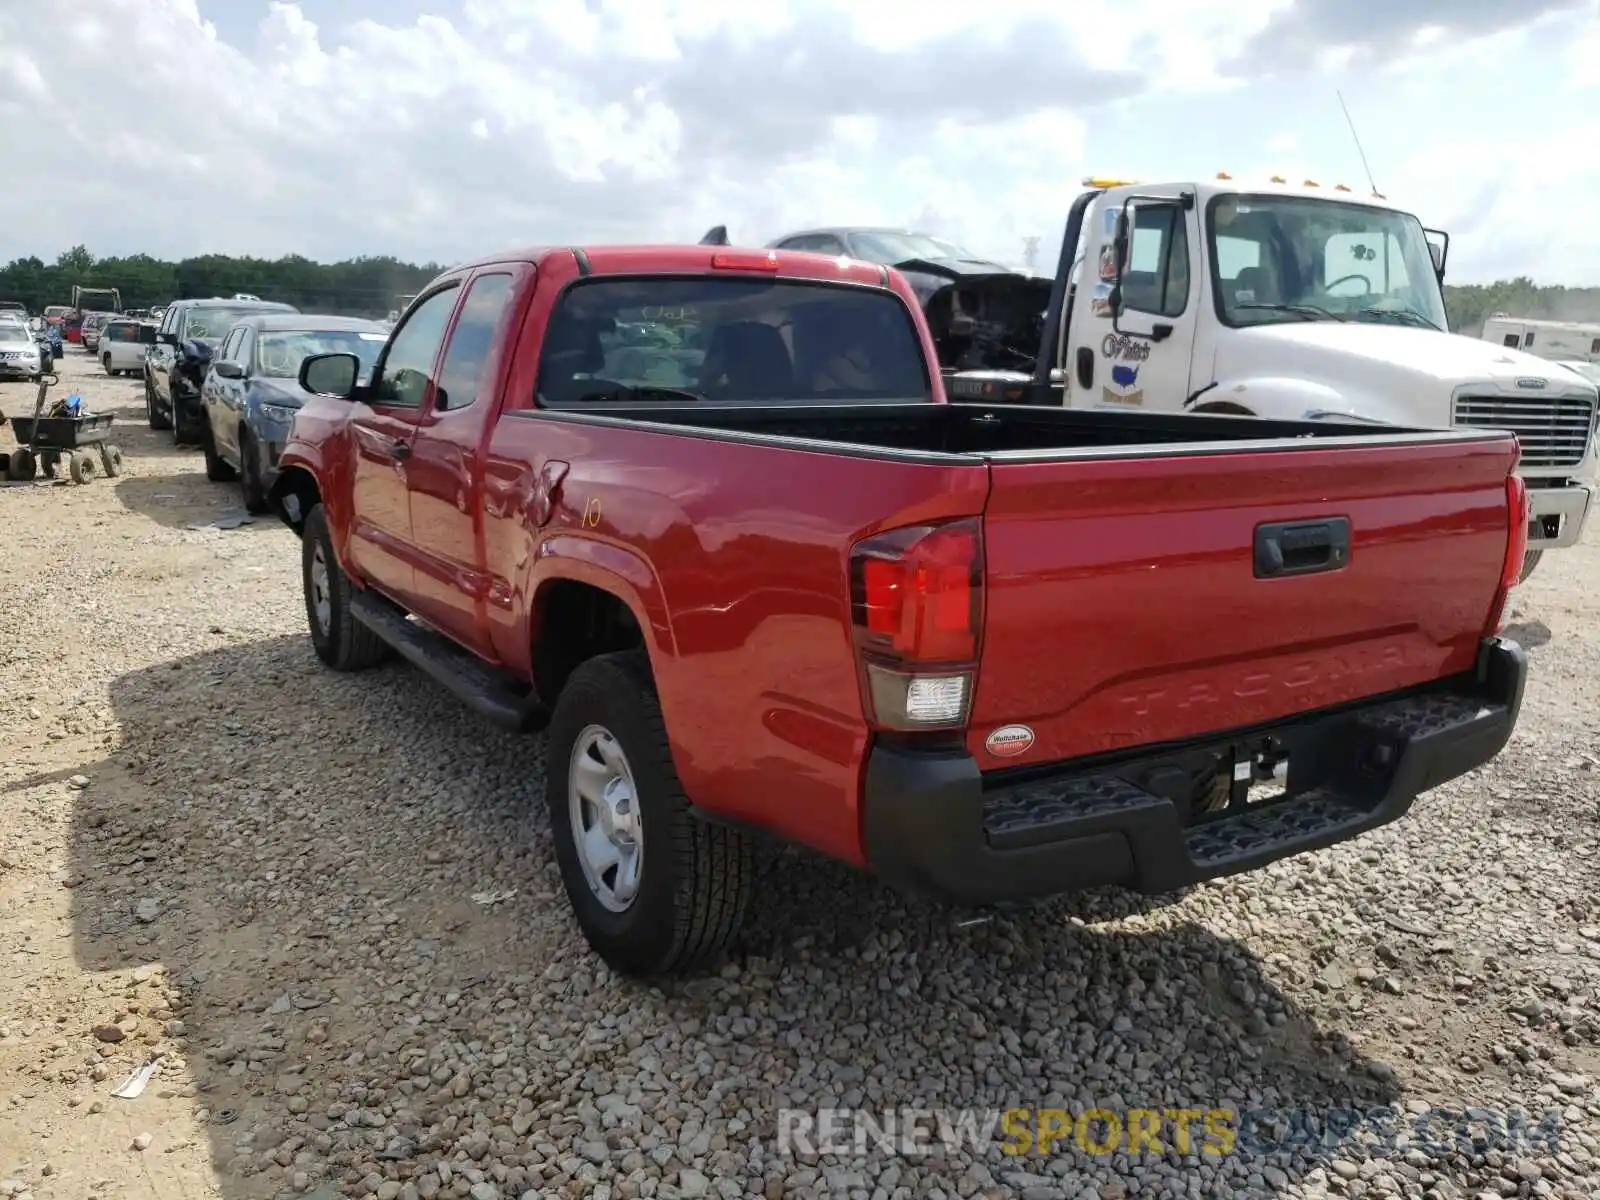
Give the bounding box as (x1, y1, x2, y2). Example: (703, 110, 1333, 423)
(5, 448, 37, 482)
(548, 650, 753, 978)
(239, 431, 270, 514)
(144, 373, 170, 431)
(201, 414, 236, 482)
(301, 503, 391, 671)
(102, 353, 112, 375)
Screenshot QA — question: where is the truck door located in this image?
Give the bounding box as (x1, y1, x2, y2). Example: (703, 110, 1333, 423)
(344, 283, 462, 604)
(402, 268, 521, 656)
(1064, 189, 1201, 413)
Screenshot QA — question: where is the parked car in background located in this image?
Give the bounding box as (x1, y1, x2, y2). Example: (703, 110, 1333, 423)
(145, 296, 299, 443)
(80, 312, 112, 352)
(200, 314, 387, 511)
(0, 319, 44, 381)
(100, 318, 153, 376)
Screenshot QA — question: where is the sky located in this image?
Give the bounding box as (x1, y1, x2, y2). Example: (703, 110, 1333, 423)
(1, 0, 1596, 284)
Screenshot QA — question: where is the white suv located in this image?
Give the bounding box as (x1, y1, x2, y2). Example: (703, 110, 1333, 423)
(100, 319, 152, 376)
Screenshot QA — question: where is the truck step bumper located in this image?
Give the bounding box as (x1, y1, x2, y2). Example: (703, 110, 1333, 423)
(1526, 483, 1592, 549)
(862, 637, 1526, 906)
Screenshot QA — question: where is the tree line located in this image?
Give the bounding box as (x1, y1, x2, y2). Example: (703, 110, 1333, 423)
(0, 245, 444, 318)
(1, 245, 1597, 334)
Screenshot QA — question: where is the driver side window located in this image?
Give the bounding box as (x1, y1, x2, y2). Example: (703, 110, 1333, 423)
(370, 285, 460, 409)
(1122, 205, 1190, 319)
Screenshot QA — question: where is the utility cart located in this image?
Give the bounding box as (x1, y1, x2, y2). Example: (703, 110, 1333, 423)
(2, 372, 124, 484)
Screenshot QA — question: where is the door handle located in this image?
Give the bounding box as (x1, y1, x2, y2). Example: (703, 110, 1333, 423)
(390, 440, 411, 461)
(1254, 517, 1350, 579)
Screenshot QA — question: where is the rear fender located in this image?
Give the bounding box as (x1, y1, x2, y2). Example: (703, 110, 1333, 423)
(526, 535, 676, 669)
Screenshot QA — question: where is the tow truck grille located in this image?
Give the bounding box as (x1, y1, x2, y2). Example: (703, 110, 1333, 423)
(1452, 393, 1595, 469)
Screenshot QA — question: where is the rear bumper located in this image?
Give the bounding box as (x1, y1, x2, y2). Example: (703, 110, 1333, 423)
(861, 638, 1526, 906)
(1525, 483, 1592, 550)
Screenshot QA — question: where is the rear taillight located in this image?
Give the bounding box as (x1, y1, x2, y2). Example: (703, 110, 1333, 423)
(1485, 474, 1530, 634)
(849, 517, 984, 730)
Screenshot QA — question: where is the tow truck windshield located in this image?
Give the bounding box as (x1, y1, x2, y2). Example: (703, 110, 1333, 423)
(1206, 194, 1448, 332)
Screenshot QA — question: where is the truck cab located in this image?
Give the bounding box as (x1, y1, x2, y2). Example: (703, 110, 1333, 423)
(953, 177, 1598, 581)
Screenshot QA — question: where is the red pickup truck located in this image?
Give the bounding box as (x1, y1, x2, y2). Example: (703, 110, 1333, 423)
(269, 243, 1530, 978)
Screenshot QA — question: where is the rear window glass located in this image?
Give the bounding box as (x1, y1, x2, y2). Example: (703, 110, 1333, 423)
(535, 277, 929, 407)
(106, 322, 143, 342)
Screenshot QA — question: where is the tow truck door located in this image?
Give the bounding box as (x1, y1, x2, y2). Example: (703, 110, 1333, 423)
(1064, 186, 1202, 414)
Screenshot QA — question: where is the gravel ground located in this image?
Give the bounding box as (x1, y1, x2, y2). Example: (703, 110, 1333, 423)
(2, 348, 1599, 1200)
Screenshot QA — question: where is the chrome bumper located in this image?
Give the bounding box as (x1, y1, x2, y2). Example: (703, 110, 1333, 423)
(1526, 483, 1593, 549)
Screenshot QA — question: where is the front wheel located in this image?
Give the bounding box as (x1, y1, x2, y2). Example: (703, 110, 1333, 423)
(548, 650, 753, 978)
(201, 414, 236, 482)
(145, 374, 171, 431)
(301, 503, 391, 672)
(239, 431, 270, 514)
(1519, 549, 1544, 584)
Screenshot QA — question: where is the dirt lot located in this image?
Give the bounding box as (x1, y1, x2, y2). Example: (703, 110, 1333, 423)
(2, 348, 1599, 1200)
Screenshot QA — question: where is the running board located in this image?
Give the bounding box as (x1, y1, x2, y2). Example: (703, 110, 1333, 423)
(349, 591, 546, 732)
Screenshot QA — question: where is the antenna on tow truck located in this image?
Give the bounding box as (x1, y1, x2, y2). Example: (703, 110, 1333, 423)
(1337, 90, 1383, 199)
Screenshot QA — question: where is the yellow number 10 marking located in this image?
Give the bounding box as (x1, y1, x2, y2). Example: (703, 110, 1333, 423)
(582, 498, 602, 528)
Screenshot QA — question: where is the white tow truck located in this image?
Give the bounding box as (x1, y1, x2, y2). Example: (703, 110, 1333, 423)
(949, 175, 1599, 581)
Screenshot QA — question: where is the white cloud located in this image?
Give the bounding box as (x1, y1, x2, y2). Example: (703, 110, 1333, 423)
(0, 0, 1595, 285)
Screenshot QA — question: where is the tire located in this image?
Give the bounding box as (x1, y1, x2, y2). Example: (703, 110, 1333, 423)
(102, 353, 113, 375)
(5, 448, 37, 482)
(239, 431, 270, 514)
(1519, 549, 1543, 585)
(201, 414, 236, 482)
(68, 450, 97, 485)
(98, 444, 124, 478)
(145, 373, 170, 431)
(548, 650, 753, 978)
(172, 400, 194, 446)
(301, 503, 391, 671)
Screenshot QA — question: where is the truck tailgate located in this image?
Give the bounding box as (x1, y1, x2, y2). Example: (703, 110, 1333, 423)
(970, 437, 1517, 766)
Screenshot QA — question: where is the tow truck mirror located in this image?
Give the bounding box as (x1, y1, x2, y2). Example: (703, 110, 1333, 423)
(1108, 210, 1130, 317)
(300, 351, 360, 398)
(1424, 229, 1449, 280)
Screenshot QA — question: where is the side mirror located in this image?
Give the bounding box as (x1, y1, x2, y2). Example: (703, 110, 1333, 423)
(300, 351, 360, 398)
(1108, 209, 1129, 315)
(1424, 229, 1449, 280)
(214, 360, 245, 380)
(139, 324, 159, 345)
(157, 331, 178, 347)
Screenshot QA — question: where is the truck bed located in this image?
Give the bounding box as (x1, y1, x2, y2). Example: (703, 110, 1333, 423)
(518, 401, 1492, 459)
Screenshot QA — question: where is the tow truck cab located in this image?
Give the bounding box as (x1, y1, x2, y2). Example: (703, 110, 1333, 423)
(948, 176, 1598, 581)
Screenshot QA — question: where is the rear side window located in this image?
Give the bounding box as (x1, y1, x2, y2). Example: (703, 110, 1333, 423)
(535, 277, 930, 406)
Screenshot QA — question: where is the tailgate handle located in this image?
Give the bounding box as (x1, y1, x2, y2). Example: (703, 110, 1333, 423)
(1254, 517, 1349, 578)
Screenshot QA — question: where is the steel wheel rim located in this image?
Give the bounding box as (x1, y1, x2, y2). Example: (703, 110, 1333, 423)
(309, 544, 332, 635)
(568, 724, 643, 913)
